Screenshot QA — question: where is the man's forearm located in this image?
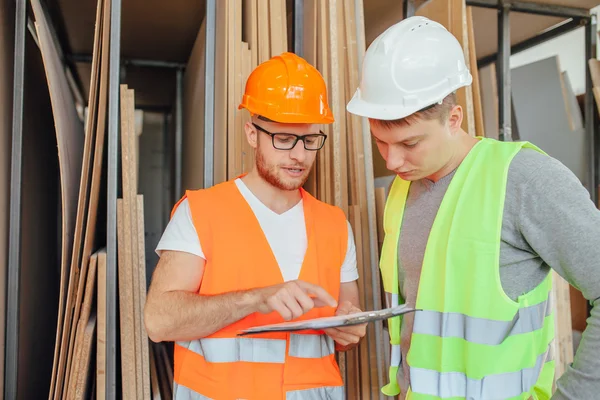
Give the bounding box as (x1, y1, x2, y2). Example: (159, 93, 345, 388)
(552, 297, 600, 400)
(145, 289, 260, 342)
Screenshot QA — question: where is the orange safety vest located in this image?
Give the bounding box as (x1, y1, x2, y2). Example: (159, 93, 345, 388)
(171, 178, 348, 400)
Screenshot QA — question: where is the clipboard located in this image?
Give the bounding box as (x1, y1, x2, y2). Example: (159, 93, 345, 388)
(237, 304, 417, 335)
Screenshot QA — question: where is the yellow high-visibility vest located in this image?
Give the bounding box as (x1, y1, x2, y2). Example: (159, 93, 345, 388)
(380, 137, 555, 399)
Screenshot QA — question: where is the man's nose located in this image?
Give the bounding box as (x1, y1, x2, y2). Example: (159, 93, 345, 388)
(289, 139, 307, 162)
(385, 146, 405, 171)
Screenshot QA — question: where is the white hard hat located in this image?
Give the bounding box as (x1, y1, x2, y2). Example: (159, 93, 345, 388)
(347, 16, 472, 121)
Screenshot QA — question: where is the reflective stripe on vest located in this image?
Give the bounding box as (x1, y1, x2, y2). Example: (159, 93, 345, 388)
(286, 386, 345, 399)
(174, 382, 211, 400)
(410, 344, 555, 399)
(174, 381, 344, 400)
(413, 296, 552, 345)
(178, 334, 335, 364)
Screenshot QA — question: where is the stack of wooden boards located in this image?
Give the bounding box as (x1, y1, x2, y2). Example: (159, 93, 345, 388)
(117, 84, 151, 399)
(28, 0, 159, 398)
(30, 0, 108, 396)
(301, 1, 387, 397)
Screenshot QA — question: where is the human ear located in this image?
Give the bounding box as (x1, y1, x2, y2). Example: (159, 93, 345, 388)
(244, 121, 258, 149)
(447, 105, 463, 132)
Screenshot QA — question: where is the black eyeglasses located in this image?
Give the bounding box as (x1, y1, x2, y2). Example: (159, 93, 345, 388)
(252, 123, 327, 151)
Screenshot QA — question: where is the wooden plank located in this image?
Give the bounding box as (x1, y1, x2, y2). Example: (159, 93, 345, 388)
(31, 0, 89, 396)
(30, 1, 87, 397)
(257, 0, 270, 63)
(588, 58, 600, 88)
(182, 17, 206, 190)
(243, 0, 258, 69)
(66, 252, 98, 400)
(349, 205, 371, 398)
(269, 0, 284, 55)
(149, 346, 162, 400)
(48, 0, 100, 380)
(214, 1, 228, 185)
(233, 1, 243, 178)
(73, 313, 97, 400)
(63, 0, 111, 392)
(240, 43, 254, 173)
(280, 0, 288, 51)
(137, 195, 151, 399)
(467, 6, 484, 137)
(97, 250, 106, 400)
(329, 0, 348, 216)
(227, 0, 237, 180)
(117, 90, 137, 399)
(316, 0, 331, 204)
(552, 272, 574, 387)
(375, 187, 386, 248)
(479, 64, 499, 139)
(302, 0, 318, 197)
(122, 88, 144, 400)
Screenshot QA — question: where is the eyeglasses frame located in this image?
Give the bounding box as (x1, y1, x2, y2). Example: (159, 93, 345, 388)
(252, 123, 328, 151)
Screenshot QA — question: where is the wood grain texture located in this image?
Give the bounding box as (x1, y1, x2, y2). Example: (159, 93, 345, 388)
(182, 17, 206, 190)
(97, 250, 106, 400)
(467, 6, 484, 137)
(30, 0, 87, 397)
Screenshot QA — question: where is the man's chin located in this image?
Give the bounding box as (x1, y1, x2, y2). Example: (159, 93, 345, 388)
(278, 173, 310, 191)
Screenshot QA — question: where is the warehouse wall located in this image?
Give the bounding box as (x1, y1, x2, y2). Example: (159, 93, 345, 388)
(0, 0, 15, 395)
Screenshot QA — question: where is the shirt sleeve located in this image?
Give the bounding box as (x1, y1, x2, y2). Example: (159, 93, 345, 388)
(512, 151, 600, 399)
(155, 198, 205, 259)
(341, 220, 359, 283)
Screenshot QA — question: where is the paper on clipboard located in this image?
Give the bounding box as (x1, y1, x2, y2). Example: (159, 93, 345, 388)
(238, 304, 417, 335)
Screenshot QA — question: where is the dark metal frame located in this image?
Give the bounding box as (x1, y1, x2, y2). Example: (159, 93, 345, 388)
(106, 0, 122, 396)
(5, 0, 27, 398)
(204, 0, 216, 188)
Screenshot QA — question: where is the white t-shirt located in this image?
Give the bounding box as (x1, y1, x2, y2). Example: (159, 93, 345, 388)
(155, 179, 359, 283)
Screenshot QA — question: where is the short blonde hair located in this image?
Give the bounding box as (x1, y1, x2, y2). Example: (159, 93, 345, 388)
(369, 92, 457, 129)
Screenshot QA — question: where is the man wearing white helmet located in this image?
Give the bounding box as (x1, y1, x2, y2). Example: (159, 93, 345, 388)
(348, 16, 600, 400)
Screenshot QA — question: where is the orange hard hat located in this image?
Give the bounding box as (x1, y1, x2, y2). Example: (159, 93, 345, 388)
(238, 52, 334, 124)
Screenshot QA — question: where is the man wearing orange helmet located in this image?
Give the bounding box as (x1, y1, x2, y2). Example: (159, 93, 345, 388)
(144, 52, 366, 399)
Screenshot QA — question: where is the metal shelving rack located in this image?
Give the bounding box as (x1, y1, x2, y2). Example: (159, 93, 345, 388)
(5, 0, 599, 399)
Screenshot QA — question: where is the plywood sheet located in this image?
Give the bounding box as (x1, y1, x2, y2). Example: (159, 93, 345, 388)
(63, 0, 110, 394)
(30, 0, 87, 397)
(66, 253, 97, 399)
(479, 64, 499, 140)
(17, 34, 60, 399)
(467, 6, 484, 137)
(511, 56, 590, 190)
(97, 250, 106, 400)
(182, 17, 206, 191)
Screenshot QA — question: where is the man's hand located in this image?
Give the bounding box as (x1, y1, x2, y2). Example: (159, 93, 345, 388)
(324, 300, 367, 351)
(255, 280, 338, 321)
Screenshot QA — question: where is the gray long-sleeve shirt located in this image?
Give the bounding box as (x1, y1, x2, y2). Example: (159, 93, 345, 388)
(396, 148, 600, 399)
